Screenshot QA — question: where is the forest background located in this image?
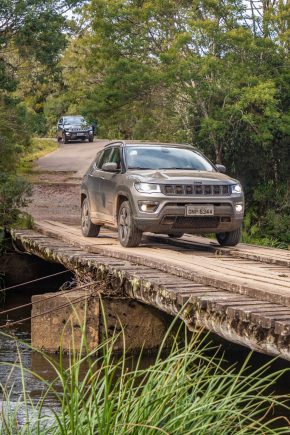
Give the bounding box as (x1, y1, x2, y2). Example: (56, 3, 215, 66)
(0, 0, 289, 246)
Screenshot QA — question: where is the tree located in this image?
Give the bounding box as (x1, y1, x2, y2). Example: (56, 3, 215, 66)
(43, 0, 290, 243)
(0, 0, 84, 229)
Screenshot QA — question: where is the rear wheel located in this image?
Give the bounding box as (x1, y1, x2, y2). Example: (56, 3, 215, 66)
(168, 232, 184, 238)
(81, 198, 100, 237)
(118, 201, 142, 247)
(216, 227, 241, 246)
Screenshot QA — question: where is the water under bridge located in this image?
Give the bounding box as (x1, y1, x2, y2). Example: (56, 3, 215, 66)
(10, 220, 290, 361)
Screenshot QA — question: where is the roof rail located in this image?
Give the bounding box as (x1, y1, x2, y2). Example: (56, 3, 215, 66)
(104, 140, 125, 147)
(104, 140, 198, 149)
(118, 141, 194, 147)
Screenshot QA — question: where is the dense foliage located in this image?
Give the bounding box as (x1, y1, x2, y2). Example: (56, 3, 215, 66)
(43, 0, 290, 245)
(0, 0, 82, 229)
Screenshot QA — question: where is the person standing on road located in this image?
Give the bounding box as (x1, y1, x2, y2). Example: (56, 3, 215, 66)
(92, 120, 98, 137)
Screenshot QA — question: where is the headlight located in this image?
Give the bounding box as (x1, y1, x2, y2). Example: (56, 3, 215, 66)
(231, 184, 242, 194)
(235, 204, 243, 213)
(134, 183, 161, 193)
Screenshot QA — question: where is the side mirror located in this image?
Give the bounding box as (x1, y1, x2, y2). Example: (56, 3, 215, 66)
(102, 162, 119, 172)
(216, 164, 226, 173)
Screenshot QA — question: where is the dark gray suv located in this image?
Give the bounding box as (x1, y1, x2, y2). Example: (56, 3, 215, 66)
(81, 142, 244, 247)
(57, 115, 94, 143)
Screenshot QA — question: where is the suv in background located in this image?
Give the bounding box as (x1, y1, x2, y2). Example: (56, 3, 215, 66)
(57, 115, 94, 143)
(81, 142, 244, 247)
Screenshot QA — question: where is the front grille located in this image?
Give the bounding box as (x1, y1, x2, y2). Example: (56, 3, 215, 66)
(161, 184, 230, 196)
(165, 202, 230, 207)
(70, 127, 84, 132)
(172, 216, 220, 229)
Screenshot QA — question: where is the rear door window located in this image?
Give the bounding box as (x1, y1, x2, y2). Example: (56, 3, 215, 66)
(110, 147, 121, 169)
(94, 151, 102, 167)
(98, 148, 112, 169)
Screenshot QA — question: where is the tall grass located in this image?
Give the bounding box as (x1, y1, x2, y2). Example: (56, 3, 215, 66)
(0, 316, 289, 434)
(19, 138, 58, 173)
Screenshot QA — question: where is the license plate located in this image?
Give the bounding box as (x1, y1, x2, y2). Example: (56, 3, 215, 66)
(186, 205, 214, 216)
(77, 132, 84, 136)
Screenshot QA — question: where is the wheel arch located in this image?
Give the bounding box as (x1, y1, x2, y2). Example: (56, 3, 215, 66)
(81, 192, 87, 207)
(115, 193, 129, 222)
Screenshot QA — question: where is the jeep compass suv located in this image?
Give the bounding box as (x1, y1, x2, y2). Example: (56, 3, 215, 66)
(81, 142, 244, 247)
(57, 115, 94, 143)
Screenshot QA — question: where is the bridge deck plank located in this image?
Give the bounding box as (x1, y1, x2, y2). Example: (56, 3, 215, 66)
(11, 227, 290, 359)
(32, 221, 290, 308)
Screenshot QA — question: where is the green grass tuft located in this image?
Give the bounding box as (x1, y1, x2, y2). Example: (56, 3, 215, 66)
(19, 137, 58, 173)
(0, 319, 289, 434)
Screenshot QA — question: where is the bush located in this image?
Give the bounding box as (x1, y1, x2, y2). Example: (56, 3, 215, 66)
(0, 96, 32, 231)
(0, 174, 31, 229)
(0, 97, 31, 174)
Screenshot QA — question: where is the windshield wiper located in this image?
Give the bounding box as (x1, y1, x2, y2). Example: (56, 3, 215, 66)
(128, 167, 152, 170)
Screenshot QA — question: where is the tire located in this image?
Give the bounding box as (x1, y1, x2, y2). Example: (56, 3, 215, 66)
(118, 201, 142, 247)
(88, 135, 94, 142)
(62, 133, 69, 144)
(216, 227, 241, 246)
(81, 198, 101, 237)
(168, 232, 184, 238)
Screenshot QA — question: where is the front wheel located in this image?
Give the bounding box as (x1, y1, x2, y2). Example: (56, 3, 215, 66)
(81, 198, 101, 237)
(88, 135, 94, 142)
(216, 227, 241, 246)
(118, 201, 142, 247)
(62, 133, 69, 144)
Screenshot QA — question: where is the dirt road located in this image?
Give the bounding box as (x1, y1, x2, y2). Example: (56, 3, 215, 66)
(26, 139, 107, 225)
(36, 139, 106, 178)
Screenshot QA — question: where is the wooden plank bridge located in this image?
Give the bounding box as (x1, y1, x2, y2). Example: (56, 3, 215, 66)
(12, 221, 290, 360)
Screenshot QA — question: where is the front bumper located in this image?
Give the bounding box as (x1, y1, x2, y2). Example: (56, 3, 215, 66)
(65, 131, 92, 140)
(131, 196, 244, 234)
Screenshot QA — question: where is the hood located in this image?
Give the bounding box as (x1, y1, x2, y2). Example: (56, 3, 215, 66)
(64, 123, 89, 130)
(128, 169, 238, 185)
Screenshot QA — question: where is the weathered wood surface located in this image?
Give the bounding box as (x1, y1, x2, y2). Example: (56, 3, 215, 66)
(149, 233, 290, 267)
(11, 224, 290, 361)
(33, 221, 290, 307)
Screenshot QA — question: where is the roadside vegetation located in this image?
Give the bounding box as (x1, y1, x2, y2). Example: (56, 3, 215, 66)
(0, 1, 76, 234)
(20, 138, 58, 173)
(0, 325, 290, 434)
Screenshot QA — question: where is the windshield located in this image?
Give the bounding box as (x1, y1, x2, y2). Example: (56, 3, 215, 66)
(63, 116, 86, 125)
(125, 146, 214, 171)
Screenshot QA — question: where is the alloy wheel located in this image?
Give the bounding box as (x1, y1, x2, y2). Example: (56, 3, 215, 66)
(119, 206, 129, 241)
(82, 201, 90, 232)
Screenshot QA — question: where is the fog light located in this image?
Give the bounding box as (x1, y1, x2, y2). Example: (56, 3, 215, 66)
(138, 201, 159, 213)
(235, 204, 243, 213)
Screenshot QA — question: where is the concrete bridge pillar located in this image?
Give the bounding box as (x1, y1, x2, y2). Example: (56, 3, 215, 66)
(31, 290, 172, 353)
